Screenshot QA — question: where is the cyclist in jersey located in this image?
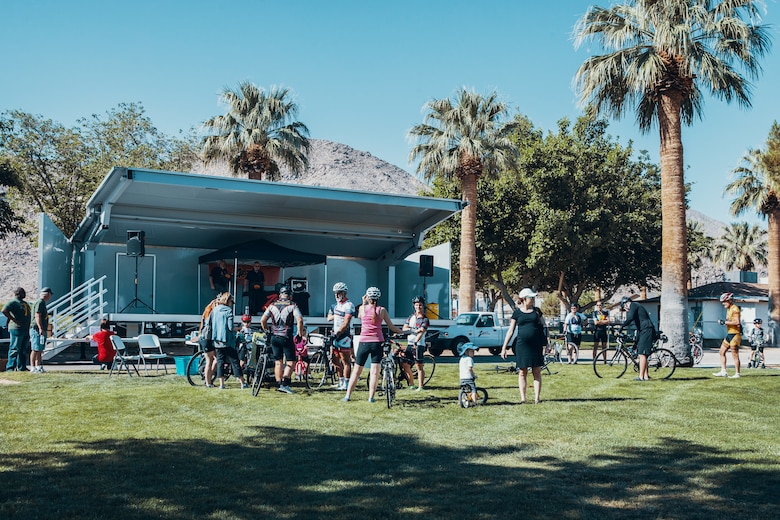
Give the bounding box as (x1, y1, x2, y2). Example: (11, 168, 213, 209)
(327, 282, 355, 390)
(713, 292, 742, 378)
(401, 295, 429, 390)
(260, 286, 305, 394)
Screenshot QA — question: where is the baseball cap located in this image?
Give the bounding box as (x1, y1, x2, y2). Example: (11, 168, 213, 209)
(518, 288, 537, 299)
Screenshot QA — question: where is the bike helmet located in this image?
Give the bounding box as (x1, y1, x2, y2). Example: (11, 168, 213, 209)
(457, 342, 477, 356)
(278, 285, 290, 295)
(619, 296, 631, 307)
(719, 292, 734, 302)
(241, 314, 252, 323)
(332, 282, 348, 293)
(412, 295, 425, 304)
(366, 287, 381, 299)
(754, 318, 763, 325)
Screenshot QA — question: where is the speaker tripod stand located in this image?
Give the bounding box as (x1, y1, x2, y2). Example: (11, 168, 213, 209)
(121, 255, 157, 313)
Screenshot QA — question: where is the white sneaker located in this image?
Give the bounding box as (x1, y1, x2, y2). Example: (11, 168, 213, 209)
(729, 373, 741, 379)
(712, 370, 728, 377)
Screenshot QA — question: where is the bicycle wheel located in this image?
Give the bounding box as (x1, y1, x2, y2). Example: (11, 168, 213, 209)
(415, 353, 435, 386)
(559, 343, 579, 364)
(647, 348, 676, 379)
(593, 349, 628, 378)
(459, 386, 488, 408)
(186, 353, 212, 386)
(692, 343, 704, 365)
(251, 354, 269, 396)
(305, 351, 327, 390)
(383, 364, 395, 408)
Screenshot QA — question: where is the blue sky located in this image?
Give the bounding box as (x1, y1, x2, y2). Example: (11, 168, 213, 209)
(2, 0, 779, 226)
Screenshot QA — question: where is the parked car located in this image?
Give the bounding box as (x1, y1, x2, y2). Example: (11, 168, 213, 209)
(429, 312, 515, 356)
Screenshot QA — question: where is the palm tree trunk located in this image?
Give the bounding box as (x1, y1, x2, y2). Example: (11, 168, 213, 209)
(459, 173, 478, 312)
(658, 92, 690, 364)
(767, 209, 780, 344)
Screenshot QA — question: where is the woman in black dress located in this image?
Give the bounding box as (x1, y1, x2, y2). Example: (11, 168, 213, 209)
(500, 288, 546, 404)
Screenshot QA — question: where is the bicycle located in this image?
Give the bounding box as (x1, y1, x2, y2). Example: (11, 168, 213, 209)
(747, 333, 766, 369)
(250, 332, 273, 396)
(458, 382, 488, 408)
(395, 343, 436, 388)
(186, 331, 255, 387)
(304, 333, 340, 390)
(293, 336, 309, 383)
(593, 328, 677, 379)
(547, 332, 579, 364)
(689, 327, 704, 365)
(379, 337, 404, 408)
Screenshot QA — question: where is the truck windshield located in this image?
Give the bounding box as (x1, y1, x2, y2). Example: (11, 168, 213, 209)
(455, 314, 478, 325)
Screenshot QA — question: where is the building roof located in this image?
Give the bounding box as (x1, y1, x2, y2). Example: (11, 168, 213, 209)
(71, 167, 464, 263)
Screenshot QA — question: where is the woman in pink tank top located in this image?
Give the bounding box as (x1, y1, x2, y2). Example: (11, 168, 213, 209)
(342, 287, 402, 402)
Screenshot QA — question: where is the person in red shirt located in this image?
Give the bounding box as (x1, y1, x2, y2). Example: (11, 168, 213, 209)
(90, 320, 116, 369)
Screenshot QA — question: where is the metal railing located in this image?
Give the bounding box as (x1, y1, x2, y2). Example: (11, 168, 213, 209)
(43, 276, 108, 360)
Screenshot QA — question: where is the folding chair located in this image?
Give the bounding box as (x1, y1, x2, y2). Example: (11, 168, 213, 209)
(137, 333, 169, 375)
(109, 335, 141, 377)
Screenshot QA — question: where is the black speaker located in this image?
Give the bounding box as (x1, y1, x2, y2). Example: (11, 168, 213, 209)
(127, 230, 145, 257)
(419, 255, 434, 277)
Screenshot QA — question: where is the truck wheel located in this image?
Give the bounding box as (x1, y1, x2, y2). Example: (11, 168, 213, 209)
(428, 345, 444, 357)
(488, 347, 500, 356)
(453, 339, 468, 357)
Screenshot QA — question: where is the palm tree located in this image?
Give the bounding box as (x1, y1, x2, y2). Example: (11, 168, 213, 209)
(712, 221, 767, 271)
(408, 88, 518, 312)
(573, 0, 771, 362)
(202, 82, 310, 181)
(725, 131, 780, 326)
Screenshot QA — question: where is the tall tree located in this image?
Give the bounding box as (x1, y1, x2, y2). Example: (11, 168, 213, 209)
(712, 221, 767, 271)
(201, 82, 310, 181)
(409, 88, 519, 312)
(725, 124, 780, 327)
(573, 0, 771, 362)
(0, 104, 199, 237)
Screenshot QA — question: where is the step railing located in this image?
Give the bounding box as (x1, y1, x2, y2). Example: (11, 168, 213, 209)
(43, 276, 108, 360)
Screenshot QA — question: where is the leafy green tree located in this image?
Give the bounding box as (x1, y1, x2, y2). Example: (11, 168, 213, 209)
(424, 113, 662, 311)
(711, 222, 767, 272)
(686, 221, 713, 286)
(409, 88, 519, 312)
(725, 123, 780, 324)
(573, 0, 771, 360)
(201, 82, 310, 181)
(0, 157, 24, 238)
(0, 104, 199, 237)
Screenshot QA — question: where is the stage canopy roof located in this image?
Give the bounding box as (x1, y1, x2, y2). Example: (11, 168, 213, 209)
(72, 167, 463, 263)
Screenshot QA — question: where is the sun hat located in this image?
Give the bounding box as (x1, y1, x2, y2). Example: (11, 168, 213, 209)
(518, 288, 537, 299)
(457, 342, 478, 356)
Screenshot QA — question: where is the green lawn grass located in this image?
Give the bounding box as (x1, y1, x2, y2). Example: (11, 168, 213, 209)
(1, 363, 778, 519)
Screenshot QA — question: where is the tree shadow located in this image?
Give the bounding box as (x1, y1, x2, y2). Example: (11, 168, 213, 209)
(1, 428, 777, 519)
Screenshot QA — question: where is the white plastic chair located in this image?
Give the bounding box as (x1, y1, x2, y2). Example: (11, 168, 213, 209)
(137, 333, 169, 375)
(109, 335, 141, 377)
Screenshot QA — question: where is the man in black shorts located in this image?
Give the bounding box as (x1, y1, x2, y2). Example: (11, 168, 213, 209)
(620, 296, 654, 381)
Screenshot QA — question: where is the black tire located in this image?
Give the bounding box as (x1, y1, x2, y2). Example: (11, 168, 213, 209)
(428, 345, 443, 357)
(251, 354, 269, 396)
(383, 364, 395, 408)
(488, 347, 500, 356)
(647, 348, 676, 379)
(186, 352, 215, 386)
(453, 339, 468, 357)
(306, 351, 327, 390)
(415, 353, 435, 386)
(559, 343, 580, 364)
(593, 349, 628, 378)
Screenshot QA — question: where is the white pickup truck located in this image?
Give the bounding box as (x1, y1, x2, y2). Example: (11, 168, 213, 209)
(429, 311, 514, 356)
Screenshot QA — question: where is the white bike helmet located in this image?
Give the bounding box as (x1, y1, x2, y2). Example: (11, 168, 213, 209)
(366, 287, 381, 300)
(333, 282, 348, 293)
(719, 292, 734, 302)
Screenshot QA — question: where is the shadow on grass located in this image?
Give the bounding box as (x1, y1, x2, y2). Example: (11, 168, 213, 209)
(1, 430, 778, 519)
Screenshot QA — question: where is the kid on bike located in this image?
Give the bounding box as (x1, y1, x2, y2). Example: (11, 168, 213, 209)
(458, 342, 479, 405)
(748, 318, 766, 369)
